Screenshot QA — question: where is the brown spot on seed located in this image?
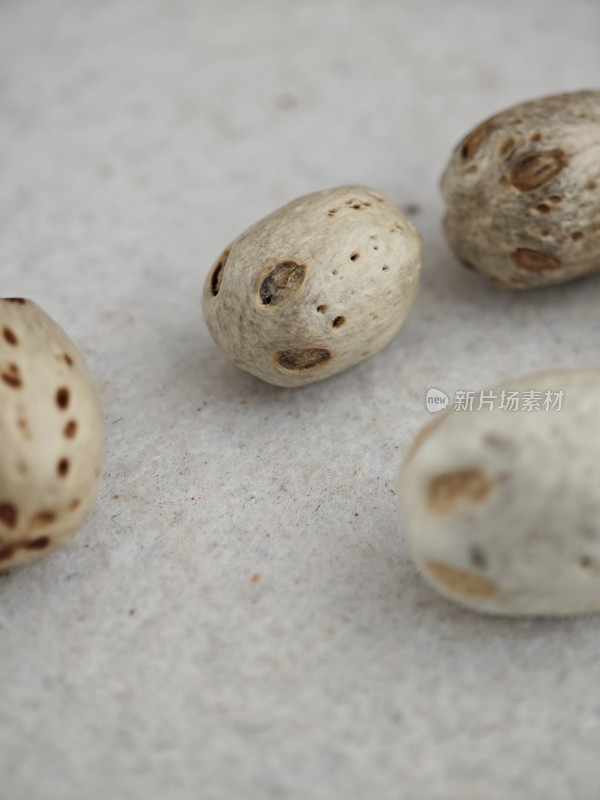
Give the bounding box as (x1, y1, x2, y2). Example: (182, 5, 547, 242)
(350, 252, 360, 262)
(70, 499, 82, 511)
(500, 138, 516, 156)
(511, 149, 567, 192)
(0, 503, 18, 529)
(530, 132, 543, 142)
(210, 249, 230, 297)
(57, 458, 70, 477)
(17, 418, 30, 438)
(316, 304, 328, 313)
(276, 348, 332, 371)
(332, 316, 345, 328)
(460, 120, 493, 160)
(1, 364, 21, 388)
(63, 353, 74, 366)
(251, 573, 261, 583)
(259, 262, 306, 306)
(2, 327, 18, 346)
(30, 511, 56, 530)
(0, 544, 17, 561)
(511, 248, 562, 272)
(64, 420, 77, 438)
(469, 546, 487, 570)
(25, 536, 50, 550)
(536, 203, 551, 214)
(3, 298, 26, 304)
(571, 231, 584, 242)
(425, 560, 499, 598)
(56, 387, 70, 409)
(427, 468, 494, 515)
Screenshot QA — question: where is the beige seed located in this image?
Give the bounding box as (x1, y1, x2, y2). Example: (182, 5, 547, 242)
(441, 90, 600, 289)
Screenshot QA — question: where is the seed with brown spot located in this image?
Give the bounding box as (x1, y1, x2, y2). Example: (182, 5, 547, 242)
(259, 262, 306, 306)
(427, 468, 494, 515)
(25, 536, 50, 550)
(63, 353, 73, 366)
(548, 195, 562, 203)
(0, 503, 18, 529)
(483, 433, 518, 454)
(511, 149, 566, 192)
(64, 420, 77, 438)
(511, 248, 562, 272)
(425, 560, 499, 598)
(460, 120, 493, 160)
(2, 327, 18, 346)
(350, 252, 360, 262)
(536, 203, 551, 214)
(1, 364, 22, 388)
(530, 132, 544, 142)
(3, 298, 26, 304)
(210, 249, 230, 297)
(571, 231, 584, 242)
(30, 511, 56, 530)
(470, 546, 487, 570)
(0, 544, 17, 561)
(70, 499, 82, 511)
(57, 458, 70, 477)
(316, 304, 328, 313)
(500, 138, 516, 156)
(56, 387, 70, 409)
(332, 316, 346, 328)
(276, 348, 332, 371)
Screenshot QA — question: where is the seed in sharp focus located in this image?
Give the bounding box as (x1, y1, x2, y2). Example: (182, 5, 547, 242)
(202, 186, 422, 386)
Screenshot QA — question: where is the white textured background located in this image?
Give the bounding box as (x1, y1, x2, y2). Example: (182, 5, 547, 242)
(1, 1, 600, 798)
